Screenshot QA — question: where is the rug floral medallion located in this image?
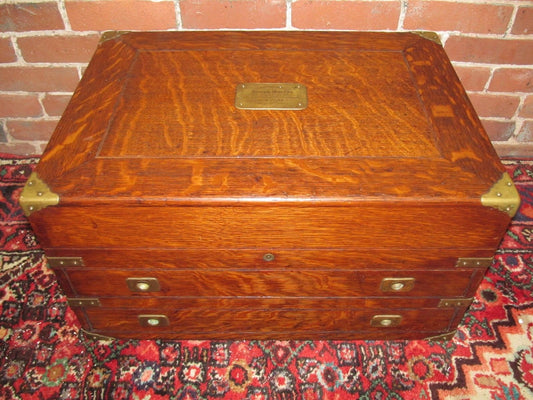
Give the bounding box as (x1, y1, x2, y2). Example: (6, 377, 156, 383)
(0, 156, 532, 400)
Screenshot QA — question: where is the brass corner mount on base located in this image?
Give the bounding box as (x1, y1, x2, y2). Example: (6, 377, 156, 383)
(425, 331, 457, 342)
(80, 329, 115, 341)
(481, 172, 520, 218)
(19, 172, 59, 217)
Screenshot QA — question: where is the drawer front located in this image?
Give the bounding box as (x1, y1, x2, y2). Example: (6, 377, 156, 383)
(61, 268, 478, 298)
(44, 248, 495, 271)
(76, 305, 460, 340)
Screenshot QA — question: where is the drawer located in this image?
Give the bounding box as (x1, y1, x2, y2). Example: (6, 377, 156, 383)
(75, 305, 462, 340)
(59, 268, 480, 298)
(44, 248, 495, 271)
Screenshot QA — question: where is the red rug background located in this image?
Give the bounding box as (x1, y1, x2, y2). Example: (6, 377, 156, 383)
(1, 155, 532, 400)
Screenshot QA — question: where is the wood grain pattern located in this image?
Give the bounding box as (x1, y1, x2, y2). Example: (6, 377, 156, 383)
(36, 31, 504, 203)
(32, 204, 509, 250)
(62, 268, 478, 298)
(98, 50, 435, 158)
(79, 306, 460, 340)
(43, 248, 495, 271)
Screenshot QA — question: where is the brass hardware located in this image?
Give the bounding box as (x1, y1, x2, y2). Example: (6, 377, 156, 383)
(481, 172, 520, 217)
(138, 315, 169, 327)
(126, 277, 161, 292)
(68, 298, 101, 307)
(425, 331, 457, 342)
(235, 83, 307, 110)
(380, 277, 415, 293)
(456, 257, 493, 268)
(19, 172, 59, 216)
(263, 253, 275, 262)
(412, 31, 442, 45)
(100, 31, 129, 43)
(370, 315, 402, 328)
(47, 257, 85, 268)
(438, 298, 474, 308)
(80, 329, 115, 341)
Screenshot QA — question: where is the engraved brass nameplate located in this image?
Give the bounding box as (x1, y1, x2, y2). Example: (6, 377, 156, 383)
(235, 83, 307, 110)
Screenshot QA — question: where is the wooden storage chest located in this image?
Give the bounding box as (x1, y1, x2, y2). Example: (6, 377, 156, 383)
(20, 31, 520, 340)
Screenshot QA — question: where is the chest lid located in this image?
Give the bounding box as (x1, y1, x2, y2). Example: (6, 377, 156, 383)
(26, 31, 517, 215)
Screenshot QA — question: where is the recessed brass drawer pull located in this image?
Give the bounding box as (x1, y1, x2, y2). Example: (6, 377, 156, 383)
(371, 315, 402, 327)
(126, 277, 161, 292)
(138, 315, 169, 327)
(380, 277, 415, 292)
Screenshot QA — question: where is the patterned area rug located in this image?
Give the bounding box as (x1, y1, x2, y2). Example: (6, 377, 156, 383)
(0, 155, 532, 400)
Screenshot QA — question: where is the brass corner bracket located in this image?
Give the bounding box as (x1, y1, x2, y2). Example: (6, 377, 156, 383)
(456, 257, 494, 269)
(481, 172, 520, 218)
(100, 30, 129, 43)
(19, 172, 59, 217)
(425, 331, 456, 342)
(80, 329, 115, 341)
(412, 31, 442, 45)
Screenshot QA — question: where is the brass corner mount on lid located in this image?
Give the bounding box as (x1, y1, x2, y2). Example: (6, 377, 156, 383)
(100, 31, 130, 43)
(412, 31, 442, 45)
(19, 172, 59, 216)
(481, 172, 520, 218)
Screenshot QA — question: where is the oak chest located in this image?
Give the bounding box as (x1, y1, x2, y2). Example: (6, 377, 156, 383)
(21, 31, 520, 340)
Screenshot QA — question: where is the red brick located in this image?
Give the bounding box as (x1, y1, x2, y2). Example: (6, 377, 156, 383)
(468, 93, 520, 118)
(493, 142, 533, 158)
(0, 67, 79, 92)
(512, 6, 533, 35)
(0, 142, 40, 156)
(520, 95, 533, 118)
(489, 68, 533, 93)
(517, 120, 533, 142)
(0, 38, 17, 63)
(493, 143, 533, 158)
(480, 119, 515, 142)
(0, 3, 64, 31)
(180, 0, 286, 29)
(292, 0, 400, 30)
(0, 94, 42, 118)
(18, 35, 100, 64)
(445, 36, 533, 65)
(452, 66, 491, 92)
(6, 119, 58, 141)
(404, 1, 512, 34)
(66, 0, 176, 31)
(42, 94, 72, 117)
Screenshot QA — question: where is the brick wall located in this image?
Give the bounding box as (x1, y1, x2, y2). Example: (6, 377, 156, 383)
(1, 0, 532, 156)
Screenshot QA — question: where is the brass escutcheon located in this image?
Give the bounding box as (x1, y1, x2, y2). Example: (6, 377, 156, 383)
(263, 253, 275, 262)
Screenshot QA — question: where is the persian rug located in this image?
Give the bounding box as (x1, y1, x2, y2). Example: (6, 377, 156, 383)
(0, 154, 532, 400)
